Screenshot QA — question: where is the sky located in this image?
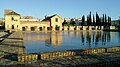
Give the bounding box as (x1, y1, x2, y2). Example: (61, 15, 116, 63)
(0, 0, 120, 20)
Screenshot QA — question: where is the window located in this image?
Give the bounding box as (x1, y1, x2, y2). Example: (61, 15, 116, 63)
(17, 25, 18, 28)
(11, 17, 14, 21)
(31, 27, 35, 31)
(22, 27, 26, 31)
(12, 25, 14, 29)
(55, 18, 58, 22)
(47, 27, 50, 31)
(39, 27, 42, 31)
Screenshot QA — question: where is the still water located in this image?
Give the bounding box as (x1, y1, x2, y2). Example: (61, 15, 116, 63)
(23, 31, 120, 54)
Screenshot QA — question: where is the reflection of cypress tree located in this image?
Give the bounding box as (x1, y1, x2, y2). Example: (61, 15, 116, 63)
(102, 32, 105, 45)
(81, 32, 84, 45)
(86, 32, 91, 48)
(107, 32, 111, 42)
(99, 31, 102, 41)
(92, 32, 95, 45)
(95, 31, 99, 47)
(104, 33, 107, 45)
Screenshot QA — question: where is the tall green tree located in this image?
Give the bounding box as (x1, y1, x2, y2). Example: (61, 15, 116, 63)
(96, 12, 100, 26)
(89, 11, 92, 26)
(105, 14, 107, 26)
(93, 14, 95, 26)
(82, 15, 85, 26)
(87, 15, 89, 26)
(102, 14, 105, 26)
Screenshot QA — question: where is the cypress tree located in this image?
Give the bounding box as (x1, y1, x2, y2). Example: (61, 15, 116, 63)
(87, 15, 89, 26)
(96, 12, 99, 26)
(108, 16, 110, 26)
(89, 11, 92, 26)
(103, 14, 104, 26)
(105, 14, 107, 26)
(93, 14, 95, 26)
(82, 15, 85, 26)
(110, 17, 111, 26)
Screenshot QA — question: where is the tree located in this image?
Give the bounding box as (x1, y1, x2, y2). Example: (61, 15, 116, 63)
(102, 14, 105, 26)
(96, 12, 100, 26)
(87, 15, 89, 26)
(70, 19, 76, 26)
(93, 14, 95, 26)
(62, 19, 68, 26)
(108, 16, 111, 26)
(109, 17, 111, 26)
(89, 11, 92, 26)
(105, 14, 107, 26)
(82, 15, 85, 26)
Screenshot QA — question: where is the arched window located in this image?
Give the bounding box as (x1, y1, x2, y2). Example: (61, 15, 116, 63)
(11, 17, 14, 21)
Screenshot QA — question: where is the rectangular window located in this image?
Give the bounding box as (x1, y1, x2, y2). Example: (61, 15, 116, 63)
(17, 25, 18, 28)
(55, 18, 58, 22)
(12, 25, 14, 29)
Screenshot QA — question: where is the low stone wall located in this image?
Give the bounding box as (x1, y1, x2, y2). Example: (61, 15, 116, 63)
(62, 26, 104, 31)
(18, 54, 38, 63)
(107, 46, 120, 52)
(40, 51, 76, 60)
(17, 46, 120, 63)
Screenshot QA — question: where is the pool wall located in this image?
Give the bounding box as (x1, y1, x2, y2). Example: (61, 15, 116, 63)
(18, 46, 120, 63)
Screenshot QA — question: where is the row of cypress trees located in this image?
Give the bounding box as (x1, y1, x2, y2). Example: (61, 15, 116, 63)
(81, 12, 111, 27)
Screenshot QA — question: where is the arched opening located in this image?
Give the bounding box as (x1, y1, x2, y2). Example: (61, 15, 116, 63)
(39, 27, 42, 31)
(74, 27, 76, 30)
(22, 27, 26, 31)
(86, 28, 89, 30)
(62, 28, 64, 31)
(92, 28, 95, 30)
(55, 25, 60, 31)
(80, 28, 83, 30)
(31, 27, 35, 31)
(47, 27, 50, 31)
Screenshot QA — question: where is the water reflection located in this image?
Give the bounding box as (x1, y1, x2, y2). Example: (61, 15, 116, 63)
(23, 31, 120, 53)
(45, 32, 62, 48)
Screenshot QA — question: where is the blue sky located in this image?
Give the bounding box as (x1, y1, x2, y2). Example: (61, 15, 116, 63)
(0, 0, 120, 20)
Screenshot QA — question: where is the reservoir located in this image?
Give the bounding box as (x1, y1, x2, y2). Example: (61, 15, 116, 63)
(23, 31, 120, 54)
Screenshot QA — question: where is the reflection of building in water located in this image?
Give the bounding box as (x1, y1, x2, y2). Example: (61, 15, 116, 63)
(51, 32, 62, 48)
(45, 32, 62, 48)
(23, 32, 62, 48)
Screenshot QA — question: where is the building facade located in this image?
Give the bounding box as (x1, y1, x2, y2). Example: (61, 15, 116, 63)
(4, 10, 63, 32)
